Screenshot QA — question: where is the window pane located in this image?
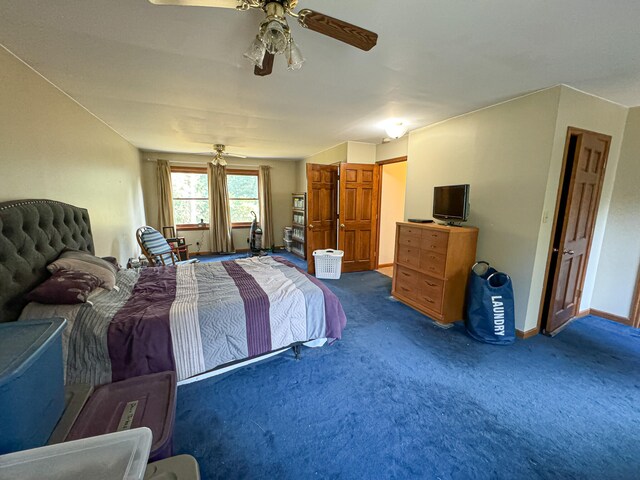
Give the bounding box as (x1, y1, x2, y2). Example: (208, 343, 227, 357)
(230, 199, 260, 224)
(173, 199, 209, 225)
(228, 174, 258, 199)
(172, 172, 208, 199)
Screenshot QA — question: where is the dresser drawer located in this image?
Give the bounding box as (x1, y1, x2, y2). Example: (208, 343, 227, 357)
(398, 225, 423, 238)
(420, 230, 449, 254)
(398, 229, 421, 248)
(415, 288, 443, 313)
(396, 244, 420, 269)
(419, 251, 447, 278)
(395, 266, 444, 313)
(418, 274, 444, 298)
(394, 265, 423, 296)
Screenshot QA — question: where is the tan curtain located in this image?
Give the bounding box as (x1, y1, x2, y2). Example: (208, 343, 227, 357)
(258, 165, 274, 249)
(157, 159, 174, 230)
(208, 162, 235, 253)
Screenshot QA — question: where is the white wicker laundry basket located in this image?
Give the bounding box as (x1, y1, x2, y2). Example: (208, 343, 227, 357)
(312, 249, 344, 280)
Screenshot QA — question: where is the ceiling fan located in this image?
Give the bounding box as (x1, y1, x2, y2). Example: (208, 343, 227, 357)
(204, 144, 247, 165)
(148, 0, 378, 76)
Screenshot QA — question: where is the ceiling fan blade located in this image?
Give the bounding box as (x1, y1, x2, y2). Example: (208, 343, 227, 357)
(223, 152, 248, 159)
(148, 0, 239, 8)
(298, 9, 378, 51)
(254, 52, 275, 76)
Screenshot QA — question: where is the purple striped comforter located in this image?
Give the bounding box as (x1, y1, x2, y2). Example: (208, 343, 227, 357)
(20, 256, 346, 385)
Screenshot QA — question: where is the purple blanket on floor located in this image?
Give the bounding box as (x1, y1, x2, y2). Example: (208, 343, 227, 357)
(21, 256, 347, 385)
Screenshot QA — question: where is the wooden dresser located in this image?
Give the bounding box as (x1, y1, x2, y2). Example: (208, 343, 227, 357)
(392, 222, 479, 325)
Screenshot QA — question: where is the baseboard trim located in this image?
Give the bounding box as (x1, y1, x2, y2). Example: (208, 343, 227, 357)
(192, 247, 286, 257)
(377, 263, 393, 268)
(588, 308, 633, 326)
(516, 327, 539, 339)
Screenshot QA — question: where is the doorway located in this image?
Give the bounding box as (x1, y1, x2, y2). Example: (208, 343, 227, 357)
(375, 157, 407, 278)
(539, 128, 611, 335)
(306, 162, 380, 274)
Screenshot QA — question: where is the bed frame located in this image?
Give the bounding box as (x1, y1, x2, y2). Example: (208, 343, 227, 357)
(0, 199, 94, 323)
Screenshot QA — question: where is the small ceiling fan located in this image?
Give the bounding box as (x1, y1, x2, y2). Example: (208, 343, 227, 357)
(148, 0, 378, 76)
(202, 144, 246, 165)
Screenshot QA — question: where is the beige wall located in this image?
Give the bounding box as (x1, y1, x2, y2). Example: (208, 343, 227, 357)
(347, 141, 376, 164)
(406, 87, 561, 332)
(526, 86, 628, 326)
(376, 137, 408, 162)
(141, 152, 297, 252)
(296, 142, 347, 193)
(405, 85, 629, 332)
(379, 162, 407, 265)
(0, 47, 145, 262)
(590, 107, 640, 317)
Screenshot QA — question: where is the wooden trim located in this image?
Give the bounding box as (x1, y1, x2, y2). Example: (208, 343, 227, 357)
(576, 308, 591, 318)
(227, 169, 258, 176)
(575, 308, 633, 327)
(374, 164, 383, 268)
(374, 157, 407, 268)
(536, 127, 611, 333)
(376, 155, 408, 166)
(171, 166, 207, 174)
(377, 263, 393, 268)
(589, 308, 633, 327)
(516, 327, 539, 339)
(177, 224, 209, 231)
(232, 223, 251, 229)
(631, 265, 640, 329)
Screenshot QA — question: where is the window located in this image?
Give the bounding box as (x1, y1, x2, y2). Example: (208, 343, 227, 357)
(171, 167, 209, 229)
(169, 167, 259, 229)
(227, 170, 260, 227)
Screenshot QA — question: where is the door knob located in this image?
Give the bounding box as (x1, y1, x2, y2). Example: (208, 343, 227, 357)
(340, 224, 346, 228)
(309, 224, 314, 229)
(563, 249, 575, 255)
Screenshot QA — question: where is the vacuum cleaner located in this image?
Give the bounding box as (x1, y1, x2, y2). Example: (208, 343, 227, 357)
(248, 211, 267, 257)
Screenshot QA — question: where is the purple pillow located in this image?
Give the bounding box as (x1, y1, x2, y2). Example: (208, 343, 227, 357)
(26, 269, 102, 304)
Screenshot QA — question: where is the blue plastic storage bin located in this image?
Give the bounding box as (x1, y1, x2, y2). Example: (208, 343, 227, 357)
(0, 318, 67, 455)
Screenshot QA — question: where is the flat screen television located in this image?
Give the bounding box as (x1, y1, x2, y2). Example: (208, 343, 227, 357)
(433, 184, 470, 222)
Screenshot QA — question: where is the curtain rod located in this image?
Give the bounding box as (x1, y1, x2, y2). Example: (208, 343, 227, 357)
(145, 158, 261, 168)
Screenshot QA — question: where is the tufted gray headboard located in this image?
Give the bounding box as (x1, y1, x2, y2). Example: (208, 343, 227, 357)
(0, 199, 94, 323)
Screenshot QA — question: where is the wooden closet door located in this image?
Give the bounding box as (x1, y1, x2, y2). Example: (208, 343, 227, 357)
(306, 163, 338, 274)
(338, 163, 379, 273)
(545, 131, 610, 334)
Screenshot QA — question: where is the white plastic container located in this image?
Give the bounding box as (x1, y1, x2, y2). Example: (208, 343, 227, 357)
(144, 455, 201, 480)
(312, 249, 344, 280)
(283, 227, 293, 241)
(0, 428, 152, 480)
(283, 238, 293, 252)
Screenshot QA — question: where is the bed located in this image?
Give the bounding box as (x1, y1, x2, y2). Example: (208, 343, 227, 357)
(0, 199, 346, 385)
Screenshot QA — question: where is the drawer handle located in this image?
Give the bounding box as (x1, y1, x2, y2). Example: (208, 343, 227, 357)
(401, 272, 410, 277)
(425, 281, 437, 287)
(432, 234, 439, 238)
(424, 297, 434, 304)
(401, 287, 410, 292)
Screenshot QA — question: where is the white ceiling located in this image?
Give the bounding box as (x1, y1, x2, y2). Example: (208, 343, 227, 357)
(2, 0, 640, 159)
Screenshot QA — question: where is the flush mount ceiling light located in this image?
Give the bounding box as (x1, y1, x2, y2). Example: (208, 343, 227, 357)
(149, 0, 378, 76)
(385, 120, 409, 140)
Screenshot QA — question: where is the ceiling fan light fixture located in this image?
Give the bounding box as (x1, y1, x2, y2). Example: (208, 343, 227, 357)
(385, 120, 409, 139)
(261, 19, 289, 55)
(243, 35, 267, 68)
(286, 38, 305, 70)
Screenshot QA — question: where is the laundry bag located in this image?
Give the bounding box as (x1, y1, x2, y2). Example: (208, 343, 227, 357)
(465, 261, 516, 345)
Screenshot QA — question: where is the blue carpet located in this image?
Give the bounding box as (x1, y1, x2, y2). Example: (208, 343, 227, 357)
(196, 249, 307, 270)
(174, 267, 640, 479)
